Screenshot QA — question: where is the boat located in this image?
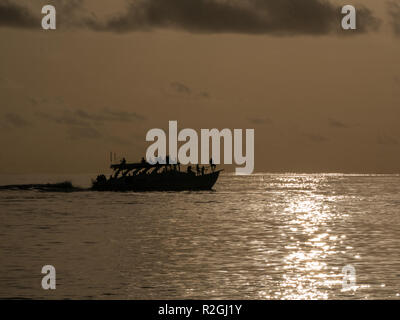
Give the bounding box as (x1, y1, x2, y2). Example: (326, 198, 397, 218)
(91, 160, 222, 192)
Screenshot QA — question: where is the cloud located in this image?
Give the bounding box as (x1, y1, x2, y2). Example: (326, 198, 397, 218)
(102, 108, 146, 122)
(35, 107, 143, 143)
(165, 81, 211, 99)
(35, 111, 89, 126)
(75, 109, 107, 122)
(328, 118, 349, 129)
(388, 0, 400, 36)
(1, 0, 380, 35)
(36, 107, 145, 125)
(170, 82, 191, 95)
(1, 113, 31, 128)
(377, 133, 398, 146)
(75, 108, 146, 122)
(52, 0, 96, 28)
(199, 91, 210, 99)
(0, 0, 38, 29)
(94, 0, 380, 35)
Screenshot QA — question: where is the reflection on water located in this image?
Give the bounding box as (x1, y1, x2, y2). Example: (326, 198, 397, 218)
(0, 173, 400, 299)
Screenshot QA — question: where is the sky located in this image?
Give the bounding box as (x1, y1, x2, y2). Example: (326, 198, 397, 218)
(0, 0, 400, 174)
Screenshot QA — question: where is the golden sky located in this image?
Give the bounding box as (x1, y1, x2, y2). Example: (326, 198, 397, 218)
(0, 0, 400, 173)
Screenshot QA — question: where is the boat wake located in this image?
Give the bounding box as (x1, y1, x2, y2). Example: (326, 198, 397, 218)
(0, 181, 88, 192)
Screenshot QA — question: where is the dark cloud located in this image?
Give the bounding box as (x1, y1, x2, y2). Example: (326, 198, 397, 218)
(95, 0, 380, 35)
(2, 113, 31, 128)
(388, 0, 400, 36)
(1, 0, 381, 35)
(35, 111, 88, 126)
(199, 91, 210, 99)
(102, 108, 146, 122)
(36, 108, 145, 125)
(328, 118, 349, 129)
(36, 108, 144, 143)
(166, 82, 211, 99)
(0, 1, 39, 29)
(170, 82, 191, 95)
(52, 0, 94, 28)
(75, 109, 107, 122)
(377, 133, 398, 146)
(75, 107, 146, 123)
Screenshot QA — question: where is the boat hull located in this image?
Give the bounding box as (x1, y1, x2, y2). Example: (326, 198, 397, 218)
(91, 170, 222, 192)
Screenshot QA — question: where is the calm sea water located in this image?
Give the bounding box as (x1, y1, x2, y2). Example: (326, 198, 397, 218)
(0, 173, 400, 299)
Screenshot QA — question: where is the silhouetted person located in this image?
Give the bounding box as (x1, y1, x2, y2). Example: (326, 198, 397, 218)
(121, 157, 126, 165)
(201, 166, 205, 175)
(210, 158, 216, 172)
(141, 157, 146, 164)
(187, 166, 194, 175)
(196, 164, 200, 175)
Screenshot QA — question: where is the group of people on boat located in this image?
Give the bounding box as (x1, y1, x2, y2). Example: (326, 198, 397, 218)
(117, 155, 216, 177)
(93, 154, 221, 191)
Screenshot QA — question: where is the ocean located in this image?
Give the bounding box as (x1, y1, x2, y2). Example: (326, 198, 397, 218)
(0, 173, 399, 299)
